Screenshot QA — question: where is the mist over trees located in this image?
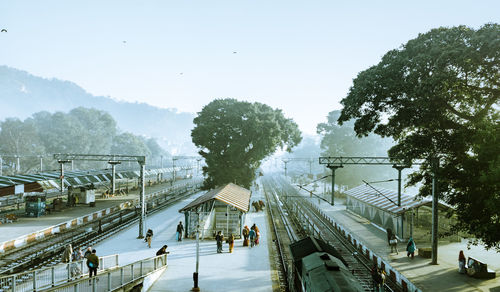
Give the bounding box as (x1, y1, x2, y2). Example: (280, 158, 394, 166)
(317, 110, 395, 189)
(338, 24, 500, 249)
(0, 107, 169, 173)
(192, 98, 302, 189)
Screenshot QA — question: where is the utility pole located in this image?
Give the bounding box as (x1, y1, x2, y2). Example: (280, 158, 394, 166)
(109, 161, 121, 195)
(282, 159, 289, 177)
(431, 157, 439, 265)
(326, 165, 343, 206)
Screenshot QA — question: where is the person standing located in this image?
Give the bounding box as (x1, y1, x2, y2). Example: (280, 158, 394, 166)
(176, 221, 184, 242)
(156, 245, 168, 265)
(87, 249, 99, 285)
(215, 231, 224, 253)
(406, 237, 416, 259)
(84, 246, 92, 259)
(458, 250, 466, 273)
(249, 228, 256, 248)
(389, 234, 398, 254)
(145, 229, 153, 248)
(71, 246, 83, 278)
(62, 244, 73, 263)
(242, 226, 250, 247)
(228, 234, 235, 253)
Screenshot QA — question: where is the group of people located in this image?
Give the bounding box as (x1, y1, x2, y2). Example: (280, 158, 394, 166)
(61, 244, 99, 285)
(251, 200, 265, 212)
(215, 223, 261, 253)
(386, 228, 417, 259)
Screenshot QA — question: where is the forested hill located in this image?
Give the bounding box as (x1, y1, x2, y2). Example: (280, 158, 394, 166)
(0, 66, 196, 154)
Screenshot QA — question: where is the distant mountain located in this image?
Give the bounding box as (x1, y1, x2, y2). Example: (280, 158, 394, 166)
(0, 66, 196, 155)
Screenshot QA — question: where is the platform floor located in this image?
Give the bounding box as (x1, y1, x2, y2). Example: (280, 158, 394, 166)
(94, 188, 275, 292)
(312, 196, 500, 292)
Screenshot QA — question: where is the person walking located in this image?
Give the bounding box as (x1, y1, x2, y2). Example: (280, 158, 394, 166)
(145, 229, 153, 248)
(406, 237, 416, 259)
(228, 233, 235, 253)
(242, 226, 250, 247)
(215, 231, 224, 253)
(389, 234, 398, 254)
(86, 249, 99, 285)
(176, 221, 184, 242)
(249, 228, 256, 248)
(458, 250, 466, 274)
(386, 228, 393, 246)
(371, 265, 381, 291)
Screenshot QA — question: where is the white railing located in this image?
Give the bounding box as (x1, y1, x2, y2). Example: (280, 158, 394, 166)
(0, 254, 119, 292)
(51, 254, 167, 292)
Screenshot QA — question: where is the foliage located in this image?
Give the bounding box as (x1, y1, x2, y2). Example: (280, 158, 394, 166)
(192, 98, 302, 189)
(317, 110, 394, 188)
(338, 24, 500, 249)
(0, 107, 166, 173)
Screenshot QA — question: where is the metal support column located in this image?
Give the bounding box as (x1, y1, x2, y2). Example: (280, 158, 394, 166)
(283, 159, 289, 177)
(138, 162, 146, 239)
(0, 156, 2, 176)
(58, 160, 71, 194)
(40, 156, 43, 172)
(327, 165, 343, 206)
(16, 156, 20, 173)
(393, 165, 405, 238)
(109, 161, 121, 195)
(431, 157, 439, 265)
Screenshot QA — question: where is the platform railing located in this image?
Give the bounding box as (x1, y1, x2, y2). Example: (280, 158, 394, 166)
(51, 254, 167, 292)
(0, 254, 119, 292)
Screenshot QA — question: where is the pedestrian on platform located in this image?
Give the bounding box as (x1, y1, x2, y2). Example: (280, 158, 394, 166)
(228, 233, 235, 253)
(84, 246, 92, 259)
(86, 249, 99, 285)
(371, 265, 381, 291)
(251, 224, 260, 245)
(389, 234, 398, 254)
(145, 229, 153, 248)
(71, 246, 83, 278)
(458, 250, 466, 274)
(406, 237, 416, 259)
(379, 269, 386, 291)
(386, 228, 393, 246)
(156, 245, 168, 265)
(176, 221, 184, 241)
(249, 228, 256, 248)
(216, 231, 224, 253)
(242, 225, 250, 246)
(62, 243, 73, 263)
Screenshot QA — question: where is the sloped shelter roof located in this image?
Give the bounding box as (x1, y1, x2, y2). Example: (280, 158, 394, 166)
(344, 184, 431, 215)
(179, 183, 251, 213)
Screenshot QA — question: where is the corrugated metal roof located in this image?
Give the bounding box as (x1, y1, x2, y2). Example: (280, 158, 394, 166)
(179, 183, 251, 213)
(344, 184, 431, 215)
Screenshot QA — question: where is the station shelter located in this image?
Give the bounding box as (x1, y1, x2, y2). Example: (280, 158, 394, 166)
(344, 184, 456, 243)
(179, 183, 251, 239)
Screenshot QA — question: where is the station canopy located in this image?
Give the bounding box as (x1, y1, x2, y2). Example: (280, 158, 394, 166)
(0, 167, 180, 196)
(180, 183, 251, 213)
(344, 184, 431, 215)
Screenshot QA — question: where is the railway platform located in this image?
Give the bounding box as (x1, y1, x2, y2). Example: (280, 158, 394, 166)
(89, 186, 275, 292)
(313, 197, 500, 292)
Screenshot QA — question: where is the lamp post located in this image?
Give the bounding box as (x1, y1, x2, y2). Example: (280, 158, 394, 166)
(192, 213, 200, 291)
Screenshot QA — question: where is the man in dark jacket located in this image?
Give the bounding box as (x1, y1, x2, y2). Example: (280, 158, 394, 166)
(215, 231, 224, 253)
(87, 249, 99, 284)
(176, 222, 184, 241)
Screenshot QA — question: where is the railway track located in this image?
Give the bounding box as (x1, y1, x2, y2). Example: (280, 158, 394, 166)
(262, 175, 403, 292)
(0, 181, 201, 276)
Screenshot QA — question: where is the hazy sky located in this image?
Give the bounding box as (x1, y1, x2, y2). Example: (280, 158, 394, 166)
(1, 0, 499, 134)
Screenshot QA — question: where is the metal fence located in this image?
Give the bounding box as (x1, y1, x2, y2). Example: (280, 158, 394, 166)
(0, 254, 118, 292)
(52, 254, 167, 292)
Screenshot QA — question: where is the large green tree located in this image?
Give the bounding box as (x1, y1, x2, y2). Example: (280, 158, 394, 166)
(317, 110, 394, 188)
(192, 98, 302, 189)
(338, 24, 500, 249)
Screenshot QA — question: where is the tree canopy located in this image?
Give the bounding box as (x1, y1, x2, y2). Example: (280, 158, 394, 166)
(0, 107, 166, 173)
(317, 110, 395, 188)
(192, 98, 302, 189)
(338, 24, 500, 250)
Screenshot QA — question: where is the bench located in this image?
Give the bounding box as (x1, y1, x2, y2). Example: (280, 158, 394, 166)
(467, 257, 496, 279)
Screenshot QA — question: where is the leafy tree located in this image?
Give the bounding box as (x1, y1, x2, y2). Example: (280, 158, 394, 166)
(111, 132, 151, 157)
(69, 107, 117, 154)
(338, 24, 500, 249)
(0, 117, 45, 173)
(317, 110, 394, 188)
(192, 98, 302, 189)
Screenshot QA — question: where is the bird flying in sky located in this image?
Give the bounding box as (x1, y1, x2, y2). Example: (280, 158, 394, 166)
(1, 29, 7, 33)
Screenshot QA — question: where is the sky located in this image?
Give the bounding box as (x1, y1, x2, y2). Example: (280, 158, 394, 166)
(1, 0, 499, 135)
